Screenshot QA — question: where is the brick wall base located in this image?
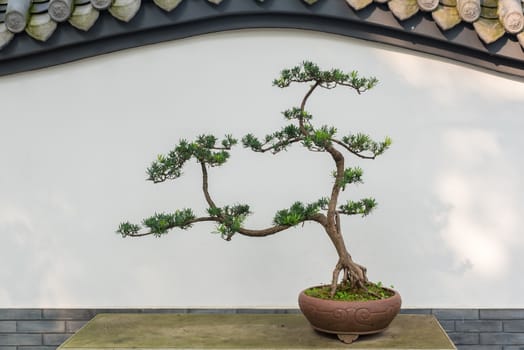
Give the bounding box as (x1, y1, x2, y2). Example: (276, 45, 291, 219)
(1, 309, 524, 350)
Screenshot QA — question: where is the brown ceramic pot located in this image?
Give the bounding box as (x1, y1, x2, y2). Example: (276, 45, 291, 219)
(298, 287, 401, 337)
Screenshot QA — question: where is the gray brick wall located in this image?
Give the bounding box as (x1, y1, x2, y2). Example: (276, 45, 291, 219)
(400, 309, 524, 350)
(0, 309, 523, 349)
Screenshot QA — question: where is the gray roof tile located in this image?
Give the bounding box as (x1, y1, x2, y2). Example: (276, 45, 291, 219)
(388, 0, 420, 21)
(346, 0, 374, 11)
(68, 3, 98, 31)
(48, 0, 74, 22)
(25, 12, 56, 41)
(152, 0, 182, 12)
(433, 5, 462, 30)
(0, 0, 523, 77)
(473, 16, 506, 43)
(0, 0, 522, 49)
(108, 0, 140, 22)
(0, 24, 13, 49)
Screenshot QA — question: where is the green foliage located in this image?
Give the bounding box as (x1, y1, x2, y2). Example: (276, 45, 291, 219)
(147, 134, 237, 183)
(273, 198, 329, 226)
(242, 124, 302, 154)
(117, 209, 196, 238)
(282, 107, 312, 121)
(241, 133, 263, 151)
(117, 222, 141, 237)
(118, 59, 392, 295)
(142, 210, 196, 236)
(273, 61, 378, 92)
(335, 167, 364, 190)
(338, 198, 377, 216)
(207, 204, 251, 240)
(244, 62, 388, 161)
(221, 134, 237, 148)
(301, 125, 337, 151)
(341, 133, 392, 158)
(147, 142, 191, 183)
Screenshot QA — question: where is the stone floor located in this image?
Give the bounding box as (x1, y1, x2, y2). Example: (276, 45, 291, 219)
(58, 313, 456, 350)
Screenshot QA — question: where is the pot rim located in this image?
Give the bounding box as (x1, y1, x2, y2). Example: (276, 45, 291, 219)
(299, 285, 401, 304)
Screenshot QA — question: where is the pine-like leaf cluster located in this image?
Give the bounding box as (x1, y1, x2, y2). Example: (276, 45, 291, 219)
(282, 107, 312, 121)
(116, 222, 141, 237)
(273, 61, 378, 92)
(302, 125, 337, 151)
(336, 167, 364, 190)
(207, 204, 251, 240)
(242, 124, 301, 154)
(338, 198, 377, 217)
(147, 134, 237, 183)
(118, 61, 391, 261)
(273, 198, 329, 226)
(117, 209, 196, 237)
(340, 133, 392, 158)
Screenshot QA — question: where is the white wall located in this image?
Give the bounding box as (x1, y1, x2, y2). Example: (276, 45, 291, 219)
(1, 29, 523, 308)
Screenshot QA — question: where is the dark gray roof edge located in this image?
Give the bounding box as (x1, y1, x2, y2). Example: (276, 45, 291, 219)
(1, 1, 524, 78)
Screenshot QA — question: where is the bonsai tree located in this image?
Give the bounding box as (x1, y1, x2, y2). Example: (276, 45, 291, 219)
(117, 61, 391, 298)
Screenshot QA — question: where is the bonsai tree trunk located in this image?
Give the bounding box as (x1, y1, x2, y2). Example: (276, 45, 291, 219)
(298, 81, 370, 297)
(315, 133, 369, 297)
(325, 221, 369, 296)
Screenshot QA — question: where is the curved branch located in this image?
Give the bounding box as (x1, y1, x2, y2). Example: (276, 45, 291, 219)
(336, 82, 373, 94)
(237, 213, 327, 238)
(125, 217, 221, 237)
(331, 139, 376, 160)
(256, 137, 303, 153)
(299, 81, 320, 135)
(287, 78, 316, 85)
(301, 81, 320, 111)
(200, 161, 217, 209)
(325, 144, 344, 220)
(236, 225, 292, 237)
(128, 213, 328, 239)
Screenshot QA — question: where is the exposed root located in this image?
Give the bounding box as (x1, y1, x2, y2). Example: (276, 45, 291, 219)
(330, 261, 343, 297)
(329, 256, 369, 297)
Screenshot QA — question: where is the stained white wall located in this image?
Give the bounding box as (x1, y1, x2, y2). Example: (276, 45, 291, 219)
(1, 29, 523, 308)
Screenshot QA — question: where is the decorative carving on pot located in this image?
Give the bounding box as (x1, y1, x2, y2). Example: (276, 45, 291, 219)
(457, 0, 481, 22)
(49, 0, 74, 22)
(5, 0, 32, 33)
(298, 288, 402, 339)
(499, 0, 524, 34)
(417, 0, 439, 12)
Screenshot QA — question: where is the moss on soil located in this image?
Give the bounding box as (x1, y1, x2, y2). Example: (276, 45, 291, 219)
(304, 282, 394, 301)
